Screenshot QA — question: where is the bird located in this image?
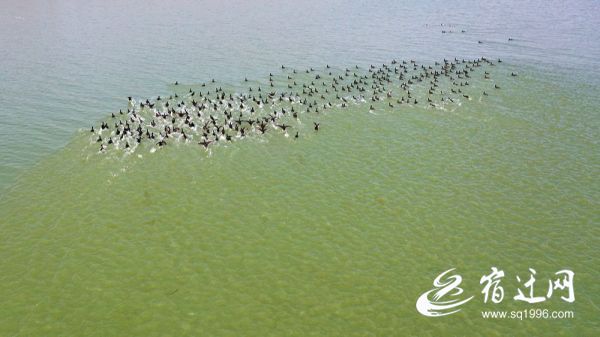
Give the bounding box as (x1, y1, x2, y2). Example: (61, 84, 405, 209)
(277, 124, 291, 131)
(89, 56, 508, 156)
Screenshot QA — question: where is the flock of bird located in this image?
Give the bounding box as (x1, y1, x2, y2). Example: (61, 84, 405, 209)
(89, 57, 514, 154)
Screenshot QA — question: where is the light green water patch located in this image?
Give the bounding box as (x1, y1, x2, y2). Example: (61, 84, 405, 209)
(0, 66, 598, 336)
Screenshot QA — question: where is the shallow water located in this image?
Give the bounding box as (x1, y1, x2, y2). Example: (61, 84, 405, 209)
(0, 0, 599, 336)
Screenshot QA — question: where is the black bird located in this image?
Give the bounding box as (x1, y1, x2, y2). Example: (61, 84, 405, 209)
(93, 57, 505, 155)
(258, 123, 268, 134)
(276, 124, 291, 131)
(199, 139, 212, 148)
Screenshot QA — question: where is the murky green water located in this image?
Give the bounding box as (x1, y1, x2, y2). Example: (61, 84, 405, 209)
(1, 0, 599, 336)
(1, 64, 598, 335)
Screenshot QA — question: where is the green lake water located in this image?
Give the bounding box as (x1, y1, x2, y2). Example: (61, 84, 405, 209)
(0, 0, 598, 336)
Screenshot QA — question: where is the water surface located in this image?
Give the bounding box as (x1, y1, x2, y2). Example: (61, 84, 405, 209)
(0, 0, 598, 336)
